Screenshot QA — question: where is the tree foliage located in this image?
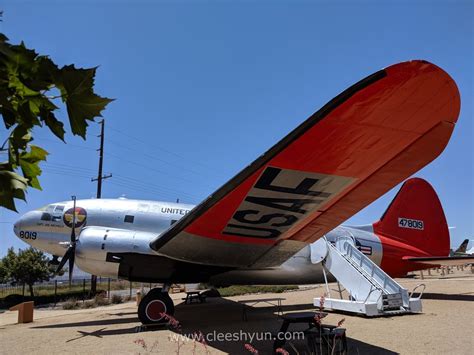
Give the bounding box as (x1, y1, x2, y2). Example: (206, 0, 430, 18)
(0, 258, 6, 283)
(0, 247, 58, 296)
(0, 33, 113, 211)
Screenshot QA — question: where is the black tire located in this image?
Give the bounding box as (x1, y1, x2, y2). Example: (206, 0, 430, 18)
(138, 288, 175, 325)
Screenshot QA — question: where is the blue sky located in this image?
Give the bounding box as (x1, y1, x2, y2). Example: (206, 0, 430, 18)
(1, 0, 473, 256)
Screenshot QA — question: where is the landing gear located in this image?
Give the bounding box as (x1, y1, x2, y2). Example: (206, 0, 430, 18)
(138, 288, 175, 325)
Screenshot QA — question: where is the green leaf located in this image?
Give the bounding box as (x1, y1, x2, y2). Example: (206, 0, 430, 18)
(19, 145, 48, 189)
(66, 93, 114, 138)
(17, 102, 41, 128)
(56, 65, 114, 138)
(39, 108, 65, 141)
(0, 169, 28, 211)
(22, 145, 48, 162)
(0, 35, 111, 211)
(7, 73, 39, 97)
(0, 33, 9, 43)
(19, 159, 42, 189)
(0, 104, 16, 128)
(8, 125, 33, 164)
(27, 55, 59, 92)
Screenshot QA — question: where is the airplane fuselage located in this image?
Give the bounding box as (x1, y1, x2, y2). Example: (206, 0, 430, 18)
(14, 198, 385, 285)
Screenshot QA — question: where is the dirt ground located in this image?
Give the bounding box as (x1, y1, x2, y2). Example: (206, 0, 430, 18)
(0, 268, 473, 355)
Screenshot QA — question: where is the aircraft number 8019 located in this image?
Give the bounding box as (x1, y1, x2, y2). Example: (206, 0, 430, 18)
(19, 231, 37, 240)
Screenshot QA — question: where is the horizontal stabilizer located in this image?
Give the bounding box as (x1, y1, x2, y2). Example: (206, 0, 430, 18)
(403, 256, 474, 266)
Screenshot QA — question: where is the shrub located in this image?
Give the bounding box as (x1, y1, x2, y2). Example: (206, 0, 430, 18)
(111, 294, 123, 304)
(96, 290, 107, 298)
(62, 298, 80, 310)
(114, 281, 128, 290)
(0, 288, 109, 310)
(217, 285, 298, 297)
(94, 294, 110, 306)
(82, 300, 96, 309)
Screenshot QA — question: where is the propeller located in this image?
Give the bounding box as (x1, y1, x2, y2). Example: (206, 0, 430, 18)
(48, 255, 60, 266)
(56, 196, 78, 285)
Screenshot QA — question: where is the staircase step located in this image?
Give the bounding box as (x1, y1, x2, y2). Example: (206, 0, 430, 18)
(317, 238, 418, 316)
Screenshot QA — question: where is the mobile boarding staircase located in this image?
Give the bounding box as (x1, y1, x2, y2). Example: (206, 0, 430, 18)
(310, 236, 425, 316)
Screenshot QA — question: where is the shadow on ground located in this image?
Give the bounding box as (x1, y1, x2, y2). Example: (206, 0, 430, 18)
(32, 316, 139, 329)
(420, 292, 474, 302)
(158, 298, 395, 354)
(30, 298, 397, 353)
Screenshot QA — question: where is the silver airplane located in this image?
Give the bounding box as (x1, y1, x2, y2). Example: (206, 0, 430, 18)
(12, 60, 465, 324)
(14, 177, 467, 323)
(14, 197, 383, 284)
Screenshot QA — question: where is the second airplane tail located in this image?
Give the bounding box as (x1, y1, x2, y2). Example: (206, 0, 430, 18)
(373, 178, 450, 275)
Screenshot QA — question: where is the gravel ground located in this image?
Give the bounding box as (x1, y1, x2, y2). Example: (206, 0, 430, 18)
(0, 268, 473, 354)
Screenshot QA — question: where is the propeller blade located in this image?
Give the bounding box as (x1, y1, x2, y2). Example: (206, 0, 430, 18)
(68, 249, 75, 285)
(71, 223, 76, 243)
(48, 255, 60, 266)
(56, 245, 74, 274)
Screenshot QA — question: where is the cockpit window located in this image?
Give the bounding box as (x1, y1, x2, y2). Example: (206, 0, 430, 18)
(38, 204, 66, 212)
(54, 205, 65, 212)
(41, 212, 52, 221)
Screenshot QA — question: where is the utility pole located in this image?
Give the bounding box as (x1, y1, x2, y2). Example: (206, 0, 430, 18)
(92, 119, 112, 198)
(90, 119, 112, 294)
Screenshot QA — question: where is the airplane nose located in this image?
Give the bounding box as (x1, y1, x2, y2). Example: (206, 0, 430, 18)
(13, 219, 22, 237)
(13, 211, 41, 238)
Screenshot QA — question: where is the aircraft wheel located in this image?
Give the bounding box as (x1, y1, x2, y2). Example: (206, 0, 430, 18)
(138, 288, 175, 325)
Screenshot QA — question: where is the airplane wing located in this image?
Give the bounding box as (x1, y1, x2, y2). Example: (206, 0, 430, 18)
(150, 60, 460, 268)
(404, 256, 474, 267)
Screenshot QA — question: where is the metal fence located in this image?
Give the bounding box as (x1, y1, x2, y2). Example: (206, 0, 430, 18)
(0, 278, 154, 300)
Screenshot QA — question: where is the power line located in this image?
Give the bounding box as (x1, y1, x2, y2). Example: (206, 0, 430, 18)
(44, 169, 91, 179)
(108, 126, 227, 177)
(33, 138, 97, 151)
(105, 152, 197, 185)
(35, 129, 229, 186)
(42, 164, 201, 201)
(108, 126, 191, 160)
(44, 163, 96, 174)
(112, 175, 200, 201)
(107, 180, 197, 203)
(44, 162, 200, 199)
(107, 137, 209, 178)
(36, 132, 228, 183)
(110, 179, 197, 202)
(45, 155, 208, 190)
(35, 136, 219, 188)
(43, 169, 184, 201)
(34, 124, 220, 200)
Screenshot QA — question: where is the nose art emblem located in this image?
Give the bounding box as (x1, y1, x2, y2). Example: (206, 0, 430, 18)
(63, 207, 87, 228)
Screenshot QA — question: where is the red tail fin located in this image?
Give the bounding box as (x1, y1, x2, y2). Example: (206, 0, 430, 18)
(373, 178, 450, 257)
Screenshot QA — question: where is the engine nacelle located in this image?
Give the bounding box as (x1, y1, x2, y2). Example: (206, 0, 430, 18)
(75, 227, 158, 277)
